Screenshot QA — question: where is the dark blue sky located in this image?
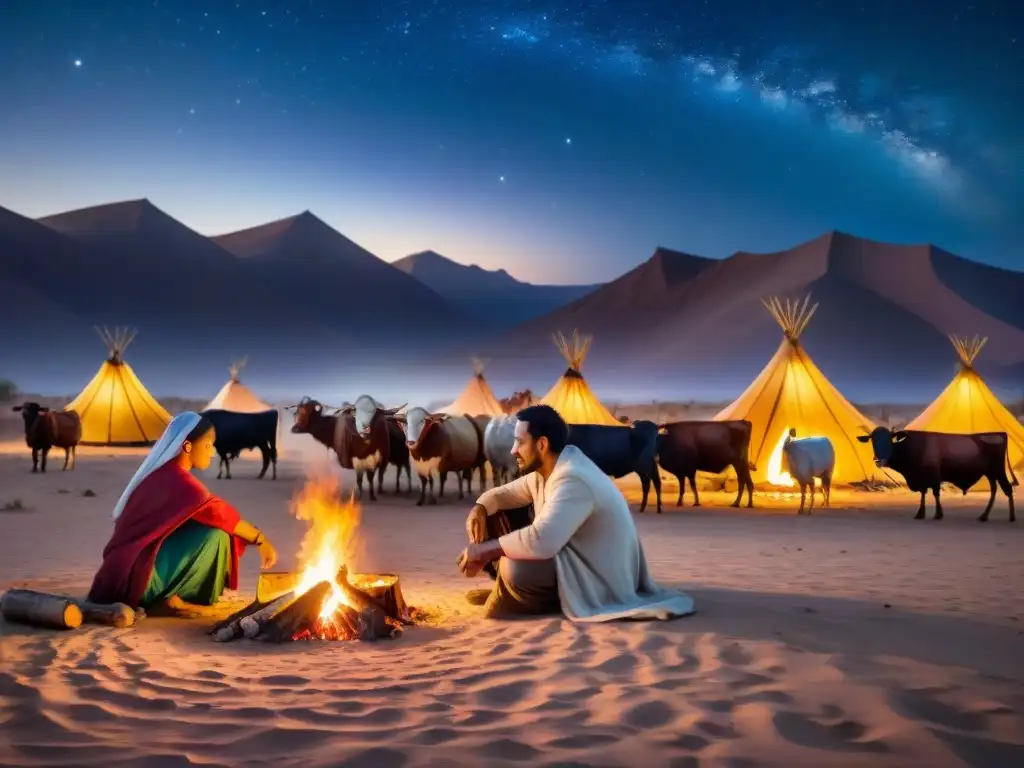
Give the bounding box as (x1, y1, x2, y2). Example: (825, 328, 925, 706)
(1, 0, 1020, 283)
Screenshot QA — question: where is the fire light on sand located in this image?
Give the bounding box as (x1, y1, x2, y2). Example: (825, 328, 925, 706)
(210, 471, 412, 644)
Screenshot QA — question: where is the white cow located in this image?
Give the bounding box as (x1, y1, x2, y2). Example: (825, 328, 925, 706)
(484, 414, 519, 486)
(781, 429, 835, 514)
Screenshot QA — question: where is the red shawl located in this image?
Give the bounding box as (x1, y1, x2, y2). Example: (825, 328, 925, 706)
(87, 462, 248, 607)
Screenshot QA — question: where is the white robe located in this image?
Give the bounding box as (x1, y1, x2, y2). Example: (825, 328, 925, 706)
(476, 445, 695, 622)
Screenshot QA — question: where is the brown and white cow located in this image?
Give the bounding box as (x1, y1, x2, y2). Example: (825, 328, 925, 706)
(656, 420, 756, 508)
(858, 427, 1016, 521)
(394, 407, 485, 506)
(337, 395, 411, 497)
(12, 402, 82, 473)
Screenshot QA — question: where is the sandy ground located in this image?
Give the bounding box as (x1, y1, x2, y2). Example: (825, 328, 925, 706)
(1, 445, 1023, 768)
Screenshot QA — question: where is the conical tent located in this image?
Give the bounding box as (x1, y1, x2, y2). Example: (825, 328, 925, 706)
(203, 357, 273, 413)
(541, 330, 624, 426)
(440, 357, 505, 417)
(66, 326, 172, 447)
(906, 336, 1024, 478)
(714, 295, 880, 486)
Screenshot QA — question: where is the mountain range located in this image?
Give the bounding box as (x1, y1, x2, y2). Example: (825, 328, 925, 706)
(2, 198, 1022, 404)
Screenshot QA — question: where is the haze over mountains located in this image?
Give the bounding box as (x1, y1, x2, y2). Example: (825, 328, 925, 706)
(2, 198, 1022, 405)
(393, 250, 598, 330)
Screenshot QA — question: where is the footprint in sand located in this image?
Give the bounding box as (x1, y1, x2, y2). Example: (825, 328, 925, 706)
(475, 679, 533, 708)
(624, 699, 678, 729)
(719, 641, 754, 667)
(772, 710, 889, 753)
(886, 686, 989, 733)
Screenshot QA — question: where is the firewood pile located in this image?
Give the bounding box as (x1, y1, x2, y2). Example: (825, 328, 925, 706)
(210, 567, 413, 643)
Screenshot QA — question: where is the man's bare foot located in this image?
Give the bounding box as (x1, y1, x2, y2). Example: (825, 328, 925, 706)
(465, 587, 492, 606)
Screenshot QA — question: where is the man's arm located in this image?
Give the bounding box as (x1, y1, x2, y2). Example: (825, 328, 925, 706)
(475, 474, 534, 515)
(499, 476, 594, 560)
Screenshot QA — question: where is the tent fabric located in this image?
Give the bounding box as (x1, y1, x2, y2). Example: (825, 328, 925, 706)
(541, 330, 624, 427)
(714, 296, 880, 486)
(203, 379, 272, 413)
(906, 337, 1024, 479)
(440, 371, 505, 417)
(67, 358, 172, 446)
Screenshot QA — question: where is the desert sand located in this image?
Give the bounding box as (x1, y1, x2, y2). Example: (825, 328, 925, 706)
(2, 444, 1023, 768)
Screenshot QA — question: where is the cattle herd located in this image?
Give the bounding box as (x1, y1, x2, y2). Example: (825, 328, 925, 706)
(9, 396, 1017, 522)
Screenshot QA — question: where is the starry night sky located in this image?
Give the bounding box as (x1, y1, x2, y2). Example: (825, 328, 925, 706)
(1, 0, 1020, 283)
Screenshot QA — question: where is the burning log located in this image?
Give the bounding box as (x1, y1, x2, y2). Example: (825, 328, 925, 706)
(347, 571, 410, 623)
(239, 592, 296, 638)
(1, 589, 83, 630)
(209, 598, 268, 639)
(78, 600, 136, 628)
(257, 581, 334, 643)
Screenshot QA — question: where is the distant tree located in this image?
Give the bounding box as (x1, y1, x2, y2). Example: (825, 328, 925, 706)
(0, 379, 16, 403)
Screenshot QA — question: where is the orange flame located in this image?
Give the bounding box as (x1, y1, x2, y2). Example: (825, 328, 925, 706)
(289, 471, 362, 619)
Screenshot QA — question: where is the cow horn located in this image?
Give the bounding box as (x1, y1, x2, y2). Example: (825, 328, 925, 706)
(382, 403, 406, 415)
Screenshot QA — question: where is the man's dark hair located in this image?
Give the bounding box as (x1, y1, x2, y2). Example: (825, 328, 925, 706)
(515, 404, 569, 454)
(186, 415, 214, 442)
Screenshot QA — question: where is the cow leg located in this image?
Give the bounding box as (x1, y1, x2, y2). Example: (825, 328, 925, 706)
(355, 470, 364, 500)
(257, 446, 270, 479)
(979, 476, 998, 522)
(63, 447, 70, 471)
(932, 486, 943, 520)
(224, 457, 233, 480)
(638, 472, 650, 513)
(821, 471, 832, 508)
(439, 472, 447, 499)
(416, 475, 427, 506)
(368, 469, 378, 502)
(428, 473, 438, 505)
(995, 473, 1015, 522)
(456, 470, 465, 501)
(675, 474, 684, 507)
(40, 448, 49, 473)
(690, 474, 701, 507)
(70, 445, 77, 471)
(378, 463, 385, 494)
(914, 490, 927, 519)
(653, 469, 662, 514)
(798, 483, 807, 514)
(808, 481, 815, 514)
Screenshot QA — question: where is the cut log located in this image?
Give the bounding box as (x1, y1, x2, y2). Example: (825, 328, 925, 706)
(347, 571, 410, 622)
(257, 581, 333, 643)
(77, 601, 135, 628)
(239, 592, 296, 638)
(1, 589, 83, 630)
(209, 598, 266, 637)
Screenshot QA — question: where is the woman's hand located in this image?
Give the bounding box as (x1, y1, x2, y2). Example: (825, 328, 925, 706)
(257, 539, 278, 569)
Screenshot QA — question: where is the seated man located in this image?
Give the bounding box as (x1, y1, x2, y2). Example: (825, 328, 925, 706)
(457, 404, 695, 621)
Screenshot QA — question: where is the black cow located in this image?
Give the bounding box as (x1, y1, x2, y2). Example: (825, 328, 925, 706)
(12, 402, 82, 473)
(857, 427, 1016, 522)
(657, 420, 756, 508)
(200, 409, 279, 480)
(566, 421, 662, 513)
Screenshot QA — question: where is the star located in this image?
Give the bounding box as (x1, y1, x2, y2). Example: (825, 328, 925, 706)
(73, 59, 81, 67)
(565, 137, 572, 145)
(499, 175, 506, 182)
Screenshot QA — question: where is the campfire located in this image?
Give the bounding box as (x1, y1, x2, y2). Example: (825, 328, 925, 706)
(210, 473, 411, 643)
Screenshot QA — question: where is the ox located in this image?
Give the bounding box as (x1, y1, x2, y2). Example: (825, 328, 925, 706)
(781, 429, 834, 514)
(199, 409, 279, 480)
(857, 427, 1016, 522)
(12, 402, 82, 473)
(395, 407, 485, 506)
(656, 420, 755, 508)
(565, 421, 662, 513)
(337, 395, 411, 497)
(484, 414, 520, 486)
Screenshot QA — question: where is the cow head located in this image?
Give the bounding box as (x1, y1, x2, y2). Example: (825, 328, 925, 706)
(856, 426, 906, 466)
(337, 395, 406, 437)
(12, 401, 48, 428)
(403, 406, 448, 447)
(285, 396, 332, 434)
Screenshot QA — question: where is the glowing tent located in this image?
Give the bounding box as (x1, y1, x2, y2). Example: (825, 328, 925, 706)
(713, 295, 880, 486)
(66, 326, 172, 446)
(203, 357, 273, 413)
(440, 357, 505, 417)
(541, 329, 624, 426)
(906, 336, 1024, 478)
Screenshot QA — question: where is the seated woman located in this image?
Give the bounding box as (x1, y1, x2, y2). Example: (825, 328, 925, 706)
(88, 411, 278, 615)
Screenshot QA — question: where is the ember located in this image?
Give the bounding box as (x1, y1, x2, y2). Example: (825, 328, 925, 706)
(210, 473, 412, 643)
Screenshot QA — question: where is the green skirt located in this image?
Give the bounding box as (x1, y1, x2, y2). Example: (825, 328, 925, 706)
(141, 520, 231, 608)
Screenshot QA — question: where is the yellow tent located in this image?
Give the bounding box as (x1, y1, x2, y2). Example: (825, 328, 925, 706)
(203, 357, 273, 413)
(906, 336, 1024, 477)
(441, 357, 505, 417)
(714, 295, 881, 486)
(66, 326, 172, 446)
(541, 329, 624, 426)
